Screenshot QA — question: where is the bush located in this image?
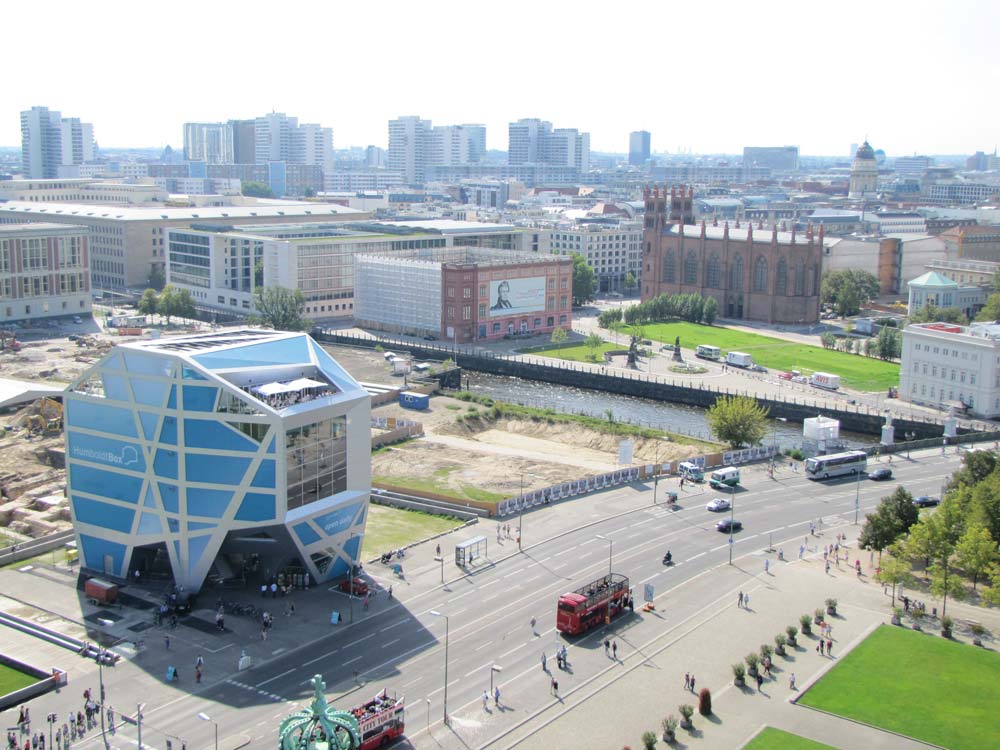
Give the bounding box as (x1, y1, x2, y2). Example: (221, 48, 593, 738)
(641, 730, 657, 750)
(698, 687, 712, 716)
(760, 643, 773, 661)
(800, 614, 812, 635)
(814, 608, 825, 624)
(774, 633, 787, 655)
(826, 598, 838, 614)
(662, 715, 678, 742)
(971, 622, 987, 636)
(786, 625, 798, 644)
(783, 448, 805, 461)
(745, 652, 760, 675)
(732, 662, 746, 683)
(678, 704, 694, 727)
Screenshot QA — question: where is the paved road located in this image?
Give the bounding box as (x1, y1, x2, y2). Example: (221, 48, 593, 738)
(0, 450, 964, 750)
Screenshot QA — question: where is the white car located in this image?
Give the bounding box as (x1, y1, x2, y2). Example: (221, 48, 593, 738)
(706, 497, 731, 512)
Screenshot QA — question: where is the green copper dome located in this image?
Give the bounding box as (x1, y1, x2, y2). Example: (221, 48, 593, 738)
(278, 675, 360, 750)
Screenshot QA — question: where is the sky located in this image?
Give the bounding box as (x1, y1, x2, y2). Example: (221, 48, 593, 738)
(3, 0, 998, 157)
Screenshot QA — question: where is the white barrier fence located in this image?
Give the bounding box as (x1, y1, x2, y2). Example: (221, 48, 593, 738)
(723, 446, 777, 465)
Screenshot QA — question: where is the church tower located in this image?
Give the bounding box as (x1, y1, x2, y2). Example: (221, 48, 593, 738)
(849, 140, 879, 198)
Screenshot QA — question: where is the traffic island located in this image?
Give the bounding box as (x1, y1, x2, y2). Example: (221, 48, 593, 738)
(0, 653, 66, 712)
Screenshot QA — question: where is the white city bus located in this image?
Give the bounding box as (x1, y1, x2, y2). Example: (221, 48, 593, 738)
(695, 344, 721, 361)
(804, 450, 868, 480)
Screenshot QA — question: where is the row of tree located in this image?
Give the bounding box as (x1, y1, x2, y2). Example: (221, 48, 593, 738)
(137, 284, 309, 331)
(599, 293, 719, 329)
(862, 450, 1000, 614)
(819, 326, 901, 360)
(137, 285, 196, 324)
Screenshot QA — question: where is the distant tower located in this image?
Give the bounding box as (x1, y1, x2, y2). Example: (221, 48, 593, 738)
(849, 140, 879, 198)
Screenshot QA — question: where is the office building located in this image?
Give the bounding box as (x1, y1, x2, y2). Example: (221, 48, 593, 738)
(255, 112, 298, 164)
(355, 247, 572, 342)
(0, 201, 368, 292)
(629, 131, 651, 167)
(387, 116, 433, 185)
(21, 107, 66, 179)
(64, 329, 372, 591)
(550, 221, 642, 293)
(183, 123, 235, 164)
(0, 223, 91, 323)
(742, 146, 798, 172)
(508, 119, 590, 171)
(230, 119, 257, 164)
(292, 123, 334, 171)
(60, 119, 95, 168)
(894, 156, 932, 179)
(642, 186, 826, 324)
(900, 322, 1000, 417)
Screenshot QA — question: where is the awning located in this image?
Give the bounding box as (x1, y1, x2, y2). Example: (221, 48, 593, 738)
(287, 377, 326, 390)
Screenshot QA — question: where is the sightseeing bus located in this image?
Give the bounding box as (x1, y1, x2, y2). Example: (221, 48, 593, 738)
(804, 450, 868, 480)
(695, 344, 721, 361)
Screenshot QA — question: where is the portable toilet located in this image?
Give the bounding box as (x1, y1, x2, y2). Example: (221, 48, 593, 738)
(400, 391, 429, 410)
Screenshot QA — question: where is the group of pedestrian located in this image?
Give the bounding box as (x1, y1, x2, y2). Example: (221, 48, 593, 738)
(683, 672, 697, 692)
(737, 591, 751, 609)
(481, 686, 502, 709)
(260, 579, 291, 598)
(602, 638, 619, 659)
(816, 638, 834, 656)
(555, 644, 569, 670)
(261, 610, 275, 640)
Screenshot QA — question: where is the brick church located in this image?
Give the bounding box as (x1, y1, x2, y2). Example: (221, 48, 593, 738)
(641, 186, 827, 324)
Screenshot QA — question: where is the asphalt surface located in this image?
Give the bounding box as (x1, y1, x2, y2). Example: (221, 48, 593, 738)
(7, 449, 961, 750)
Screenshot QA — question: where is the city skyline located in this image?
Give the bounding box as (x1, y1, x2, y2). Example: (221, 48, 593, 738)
(0, 0, 997, 157)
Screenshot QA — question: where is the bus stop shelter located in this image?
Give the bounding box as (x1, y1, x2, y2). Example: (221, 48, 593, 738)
(455, 536, 487, 567)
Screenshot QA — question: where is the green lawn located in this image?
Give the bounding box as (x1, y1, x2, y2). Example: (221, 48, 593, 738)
(0, 662, 40, 695)
(799, 625, 1000, 750)
(529, 341, 621, 363)
(360, 504, 465, 561)
(742, 727, 839, 750)
(628, 321, 898, 391)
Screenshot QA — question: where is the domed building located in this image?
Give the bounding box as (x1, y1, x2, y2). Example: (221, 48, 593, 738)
(849, 140, 879, 198)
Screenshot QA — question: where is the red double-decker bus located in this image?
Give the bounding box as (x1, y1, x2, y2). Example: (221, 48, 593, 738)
(556, 573, 630, 635)
(349, 689, 405, 750)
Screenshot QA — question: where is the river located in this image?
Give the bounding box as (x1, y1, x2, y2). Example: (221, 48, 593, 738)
(459, 371, 876, 450)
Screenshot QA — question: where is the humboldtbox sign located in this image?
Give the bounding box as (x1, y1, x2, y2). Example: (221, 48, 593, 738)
(489, 277, 545, 317)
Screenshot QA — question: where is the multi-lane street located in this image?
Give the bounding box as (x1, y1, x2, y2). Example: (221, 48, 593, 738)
(31, 450, 961, 750)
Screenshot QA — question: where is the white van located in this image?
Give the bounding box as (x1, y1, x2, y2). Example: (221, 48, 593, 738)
(725, 351, 754, 368)
(709, 466, 740, 488)
(678, 461, 704, 482)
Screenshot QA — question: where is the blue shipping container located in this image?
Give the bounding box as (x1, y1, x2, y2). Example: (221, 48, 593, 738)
(399, 391, 429, 410)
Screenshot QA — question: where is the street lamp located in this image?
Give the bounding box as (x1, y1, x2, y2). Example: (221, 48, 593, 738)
(429, 611, 450, 726)
(434, 555, 445, 584)
(728, 483, 736, 565)
(771, 417, 788, 464)
(196, 713, 218, 750)
(518, 473, 525, 551)
(490, 665, 502, 694)
(595, 534, 613, 577)
(854, 462, 863, 525)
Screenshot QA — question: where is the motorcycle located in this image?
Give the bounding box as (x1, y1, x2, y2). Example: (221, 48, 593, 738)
(662, 552, 674, 566)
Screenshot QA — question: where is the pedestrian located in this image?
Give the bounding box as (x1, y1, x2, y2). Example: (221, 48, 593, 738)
(690, 674, 696, 692)
(825, 561, 830, 575)
(764, 559, 770, 574)
(494, 686, 501, 706)
(261, 626, 268, 641)
(271, 582, 278, 598)
(363, 595, 370, 611)
(107, 706, 114, 730)
(789, 673, 796, 690)
(799, 544, 804, 559)
(603, 638, 610, 655)
(196, 666, 202, 684)
(756, 672, 763, 691)
(261, 584, 267, 598)
(387, 586, 393, 600)
(560, 644, 568, 667)
(436, 544, 441, 555)
(541, 652, 547, 671)
(684, 673, 690, 690)
(827, 639, 833, 656)
(531, 616, 537, 632)
(612, 640, 618, 659)
(551, 677, 559, 696)
(738, 591, 744, 608)
(195, 654, 204, 670)
(482, 690, 489, 709)
(744, 592, 750, 609)
(164, 635, 170, 650)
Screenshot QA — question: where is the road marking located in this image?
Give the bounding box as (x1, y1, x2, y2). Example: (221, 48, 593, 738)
(464, 660, 495, 678)
(689, 551, 706, 560)
(303, 650, 337, 667)
(256, 668, 294, 687)
(379, 621, 405, 632)
(345, 634, 374, 648)
(500, 641, 529, 659)
(479, 579, 499, 588)
(382, 638, 400, 648)
(344, 655, 362, 665)
(552, 547, 575, 558)
(475, 641, 493, 652)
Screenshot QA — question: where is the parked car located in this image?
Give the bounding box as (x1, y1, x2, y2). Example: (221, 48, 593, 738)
(913, 495, 940, 507)
(869, 467, 893, 481)
(777, 371, 793, 380)
(791, 375, 809, 384)
(706, 497, 731, 512)
(716, 518, 743, 533)
(422, 334, 439, 341)
(338, 577, 369, 596)
(750, 364, 768, 373)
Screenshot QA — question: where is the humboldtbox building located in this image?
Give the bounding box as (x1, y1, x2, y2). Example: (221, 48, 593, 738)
(355, 247, 573, 342)
(64, 329, 371, 592)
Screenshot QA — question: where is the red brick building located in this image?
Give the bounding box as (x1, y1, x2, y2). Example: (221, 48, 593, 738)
(642, 186, 825, 324)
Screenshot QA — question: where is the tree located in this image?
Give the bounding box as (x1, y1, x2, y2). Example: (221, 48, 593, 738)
(251, 286, 306, 331)
(908, 305, 966, 325)
(821, 269, 879, 317)
(955, 522, 998, 589)
(984, 565, 1000, 606)
(820, 332, 837, 349)
(254, 260, 264, 289)
(929, 561, 966, 618)
(571, 253, 596, 306)
(156, 284, 186, 324)
(241, 180, 274, 198)
(875, 326, 901, 360)
(137, 288, 159, 316)
(624, 272, 637, 292)
(550, 326, 568, 347)
(706, 395, 769, 448)
(860, 487, 918, 560)
(584, 332, 604, 360)
(702, 297, 718, 326)
(147, 265, 166, 291)
(598, 308, 623, 329)
(875, 545, 912, 606)
(975, 292, 1000, 322)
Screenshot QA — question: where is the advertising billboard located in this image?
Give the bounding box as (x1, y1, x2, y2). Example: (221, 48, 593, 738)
(489, 277, 545, 317)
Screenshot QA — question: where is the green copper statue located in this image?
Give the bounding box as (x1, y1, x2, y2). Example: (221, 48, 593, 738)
(278, 675, 360, 750)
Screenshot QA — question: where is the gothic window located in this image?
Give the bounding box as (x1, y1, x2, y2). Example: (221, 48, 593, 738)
(776, 257, 788, 295)
(664, 250, 675, 283)
(753, 256, 768, 293)
(814, 263, 821, 295)
(794, 261, 805, 295)
(684, 250, 698, 285)
(729, 254, 744, 291)
(707, 254, 721, 288)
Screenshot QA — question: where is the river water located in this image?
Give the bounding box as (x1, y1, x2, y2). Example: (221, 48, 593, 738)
(460, 371, 876, 450)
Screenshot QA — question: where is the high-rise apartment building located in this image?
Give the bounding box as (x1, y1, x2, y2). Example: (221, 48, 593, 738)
(22, 106, 95, 179)
(508, 119, 589, 171)
(255, 112, 298, 164)
(387, 116, 433, 184)
(629, 131, 651, 166)
(229, 119, 257, 164)
(293, 123, 334, 171)
(183, 122, 235, 164)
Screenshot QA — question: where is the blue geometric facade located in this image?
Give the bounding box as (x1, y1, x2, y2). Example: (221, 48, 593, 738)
(64, 329, 371, 592)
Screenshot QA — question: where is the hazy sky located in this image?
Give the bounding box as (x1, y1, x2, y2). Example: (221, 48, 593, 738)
(3, 0, 997, 156)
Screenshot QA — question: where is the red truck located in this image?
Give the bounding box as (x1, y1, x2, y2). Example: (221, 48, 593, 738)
(556, 573, 631, 635)
(347, 689, 405, 750)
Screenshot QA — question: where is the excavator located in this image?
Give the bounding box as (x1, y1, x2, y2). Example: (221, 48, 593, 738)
(22, 398, 63, 437)
(0, 329, 20, 352)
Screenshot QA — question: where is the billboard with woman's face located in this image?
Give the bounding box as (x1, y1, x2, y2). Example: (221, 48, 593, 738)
(489, 277, 545, 316)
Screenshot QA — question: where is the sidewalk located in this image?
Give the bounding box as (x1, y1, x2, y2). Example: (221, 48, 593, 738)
(422, 520, 997, 750)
